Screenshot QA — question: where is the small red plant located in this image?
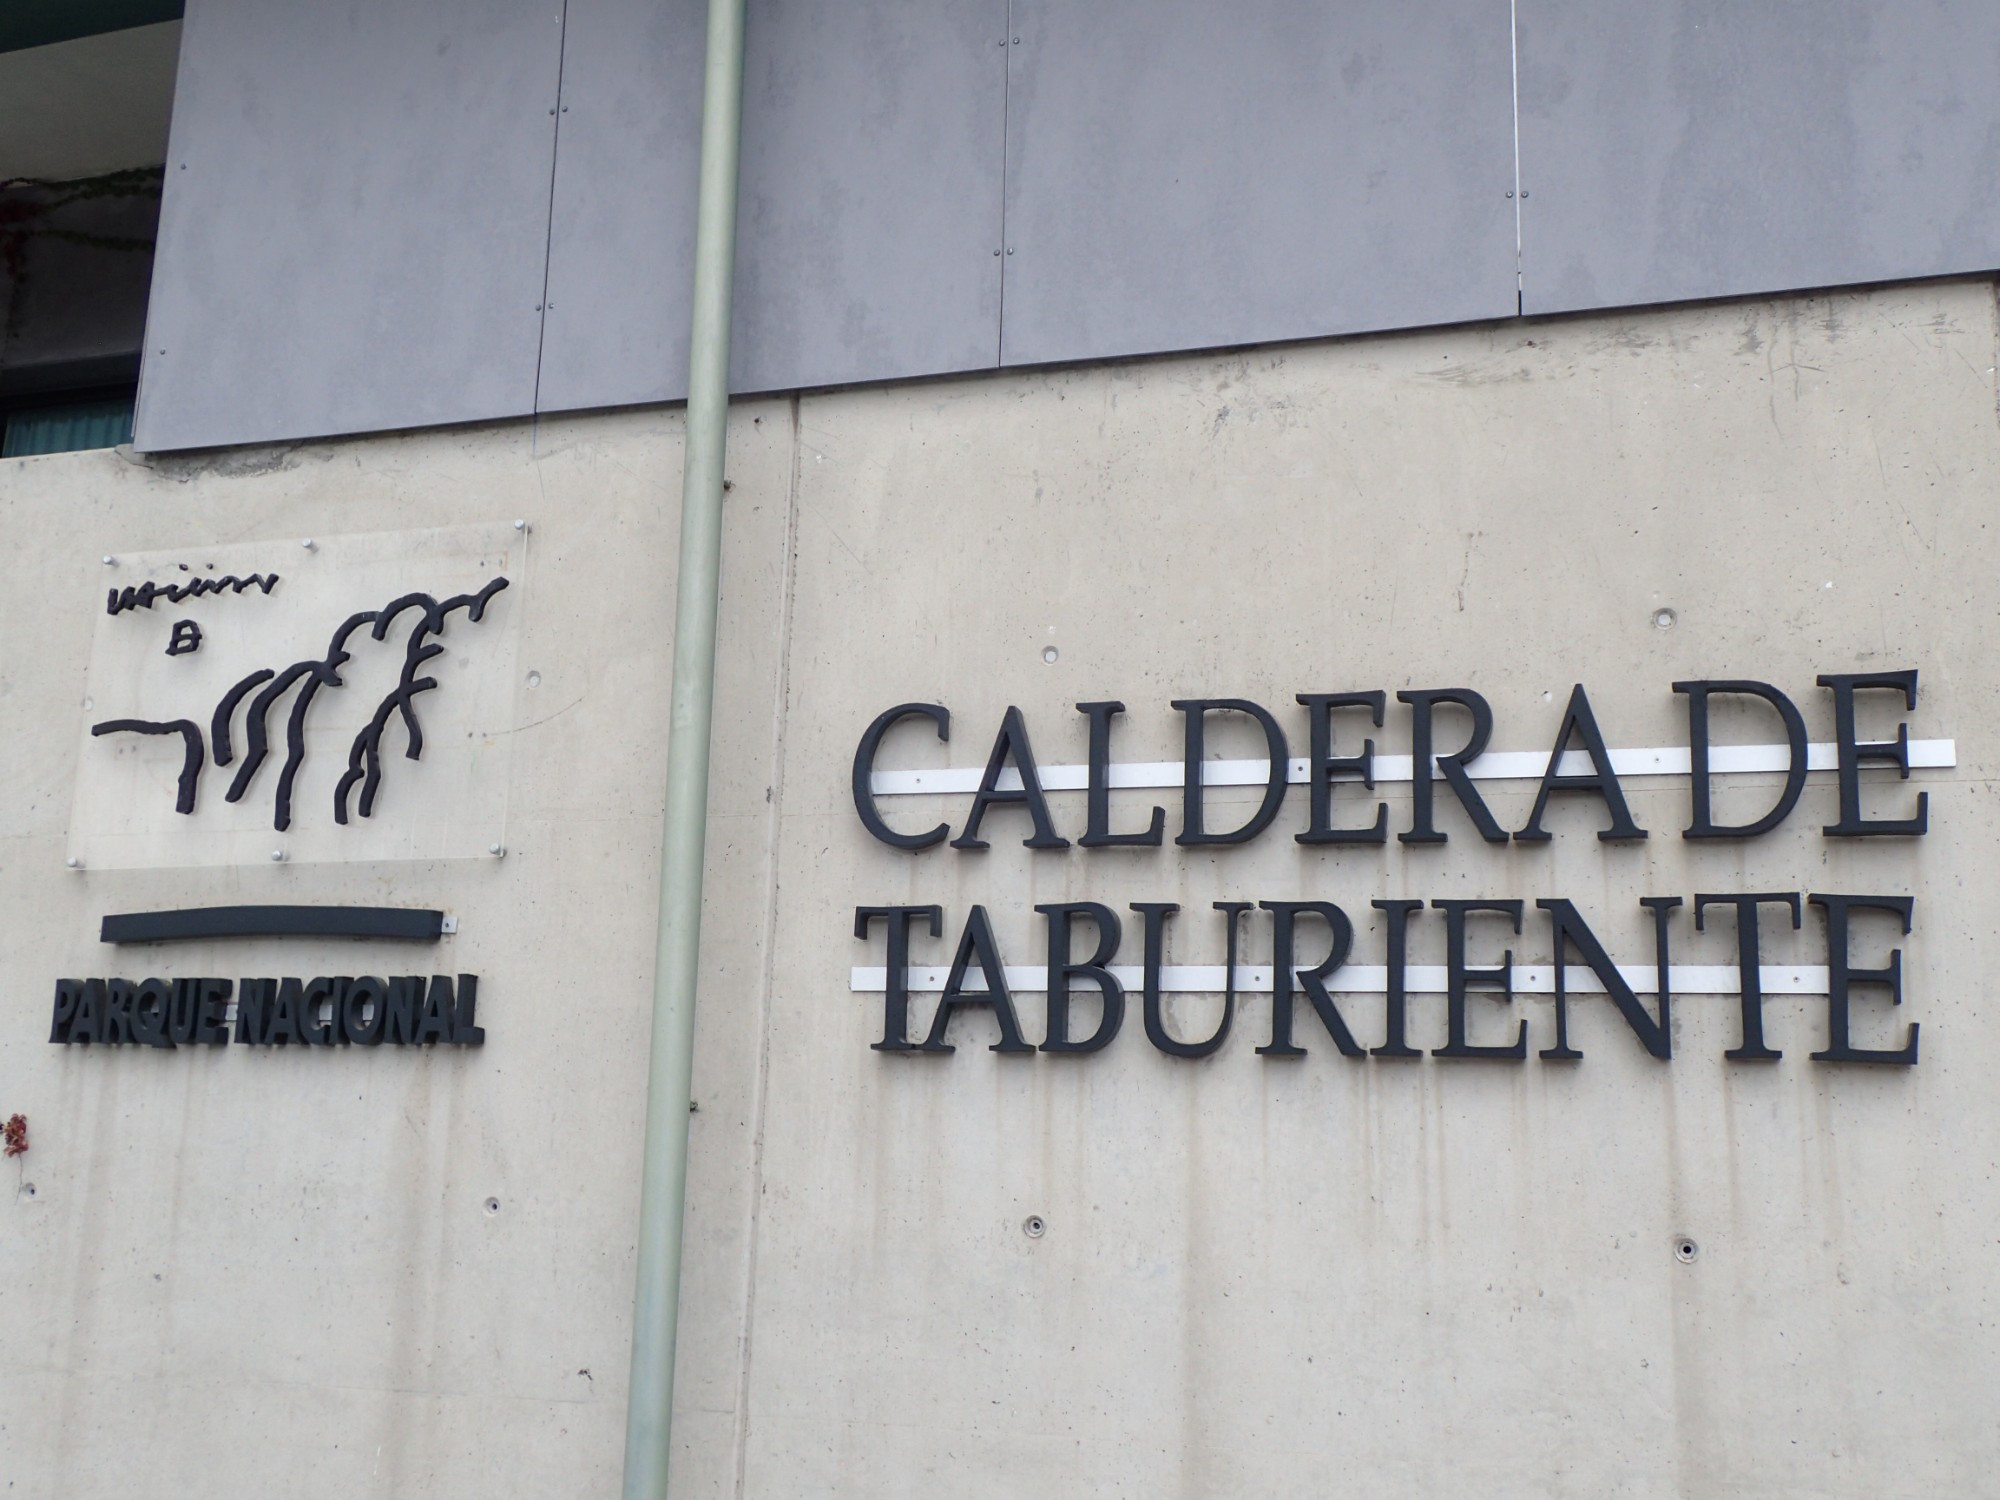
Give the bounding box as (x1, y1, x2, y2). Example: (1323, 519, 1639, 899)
(3, 1114, 26, 1158)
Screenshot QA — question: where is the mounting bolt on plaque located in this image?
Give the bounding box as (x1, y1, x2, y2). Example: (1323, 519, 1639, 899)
(102, 555, 116, 566)
(488, 843, 506, 857)
(269, 848, 286, 862)
(513, 519, 528, 531)
(301, 538, 316, 551)
(65, 856, 81, 870)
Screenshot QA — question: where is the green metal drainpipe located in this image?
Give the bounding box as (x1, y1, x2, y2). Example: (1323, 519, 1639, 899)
(622, 0, 747, 1495)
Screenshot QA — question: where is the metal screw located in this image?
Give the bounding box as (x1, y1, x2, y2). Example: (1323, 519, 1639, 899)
(1674, 1238, 1699, 1263)
(1006, 246, 1014, 255)
(489, 843, 506, 857)
(301, 538, 316, 550)
(1042, 646, 1059, 664)
(1022, 1214, 1046, 1238)
(1653, 607, 1677, 630)
(513, 518, 528, 531)
(66, 856, 81, 869)
(102, 555, 115, 565)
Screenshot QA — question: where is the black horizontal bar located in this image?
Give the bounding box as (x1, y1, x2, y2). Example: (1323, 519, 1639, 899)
(101, 905, 443, 944)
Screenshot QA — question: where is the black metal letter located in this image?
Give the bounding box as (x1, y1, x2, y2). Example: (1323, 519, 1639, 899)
(1694, 893, 1799, 1061)
(343, 977, 389, 1046)
(1370, 900, 1424, 1058)
(1397, 689, 1507, 844)
(920, 905, 1033, 1054)
(1818, 671, 1929, 836)
(1674, 680, 1807, 838)
(1516, 685, 1646, 842)
(1808, 894, 1918, 1064)
(452, 974, 485, 1046)
(1172, 699, 1288, 846)
(1537, 897, 1677, 1061)
(1256, 901, 1364, 1058)
(856, 905, 944, 1052)
(50, 980, 82, 1043)
(1038, 902, 1125, 1053)
(1432, 900, 1527, 1059)
(1077, 701, 1165, 847)
(1296, 692, 1388, 845)
(851, 703, 952, 850)
(952, 706, 1070, 850)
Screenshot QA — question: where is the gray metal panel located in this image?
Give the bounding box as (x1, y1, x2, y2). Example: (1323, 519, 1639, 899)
(133, 0, 562, 451)
(997, 0, 1520, 369)
(532, 0, 702, 412)
(1517, 0, 2000, 316)
(537, 0, 1006, 413)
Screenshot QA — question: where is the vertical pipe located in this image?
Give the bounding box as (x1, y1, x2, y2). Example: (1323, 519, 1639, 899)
(622, 0, 747, 1495)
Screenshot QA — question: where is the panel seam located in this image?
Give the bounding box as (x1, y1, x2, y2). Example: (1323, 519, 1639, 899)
(995, 0, 1014, 366)
(1510, 0, 1524, 315)
(530, 0, 573, 423)
(728, 391, 804, 1498)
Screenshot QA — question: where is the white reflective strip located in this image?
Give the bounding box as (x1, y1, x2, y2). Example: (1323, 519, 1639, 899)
(870, 740, 1955, 796)
(850, 964, 1832, 996)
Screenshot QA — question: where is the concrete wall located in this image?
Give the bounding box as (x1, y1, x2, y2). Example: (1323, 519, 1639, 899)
(4, 276, 1998, 1497)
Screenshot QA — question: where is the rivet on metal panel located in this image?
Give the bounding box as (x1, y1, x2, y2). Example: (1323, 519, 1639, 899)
(534, 304, 543, 312)
(1505, 189, 1513, 198)
(1007, 247, 1014, 255)
(1013, 36, 1020, 43)
(1520, 190, 1530, 199)
(993, 248, 1001, 256)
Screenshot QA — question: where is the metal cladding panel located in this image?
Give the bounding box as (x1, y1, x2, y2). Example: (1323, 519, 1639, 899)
(532, 0, 703, 413)
(1516, 0, 2000, 316)
(996, 0, 1521, 369)
(536, 0, 1006, 413)
(132, 0, 563, 451)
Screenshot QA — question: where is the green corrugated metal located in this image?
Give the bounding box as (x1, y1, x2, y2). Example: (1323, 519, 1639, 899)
(1, 396, 135, 456)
